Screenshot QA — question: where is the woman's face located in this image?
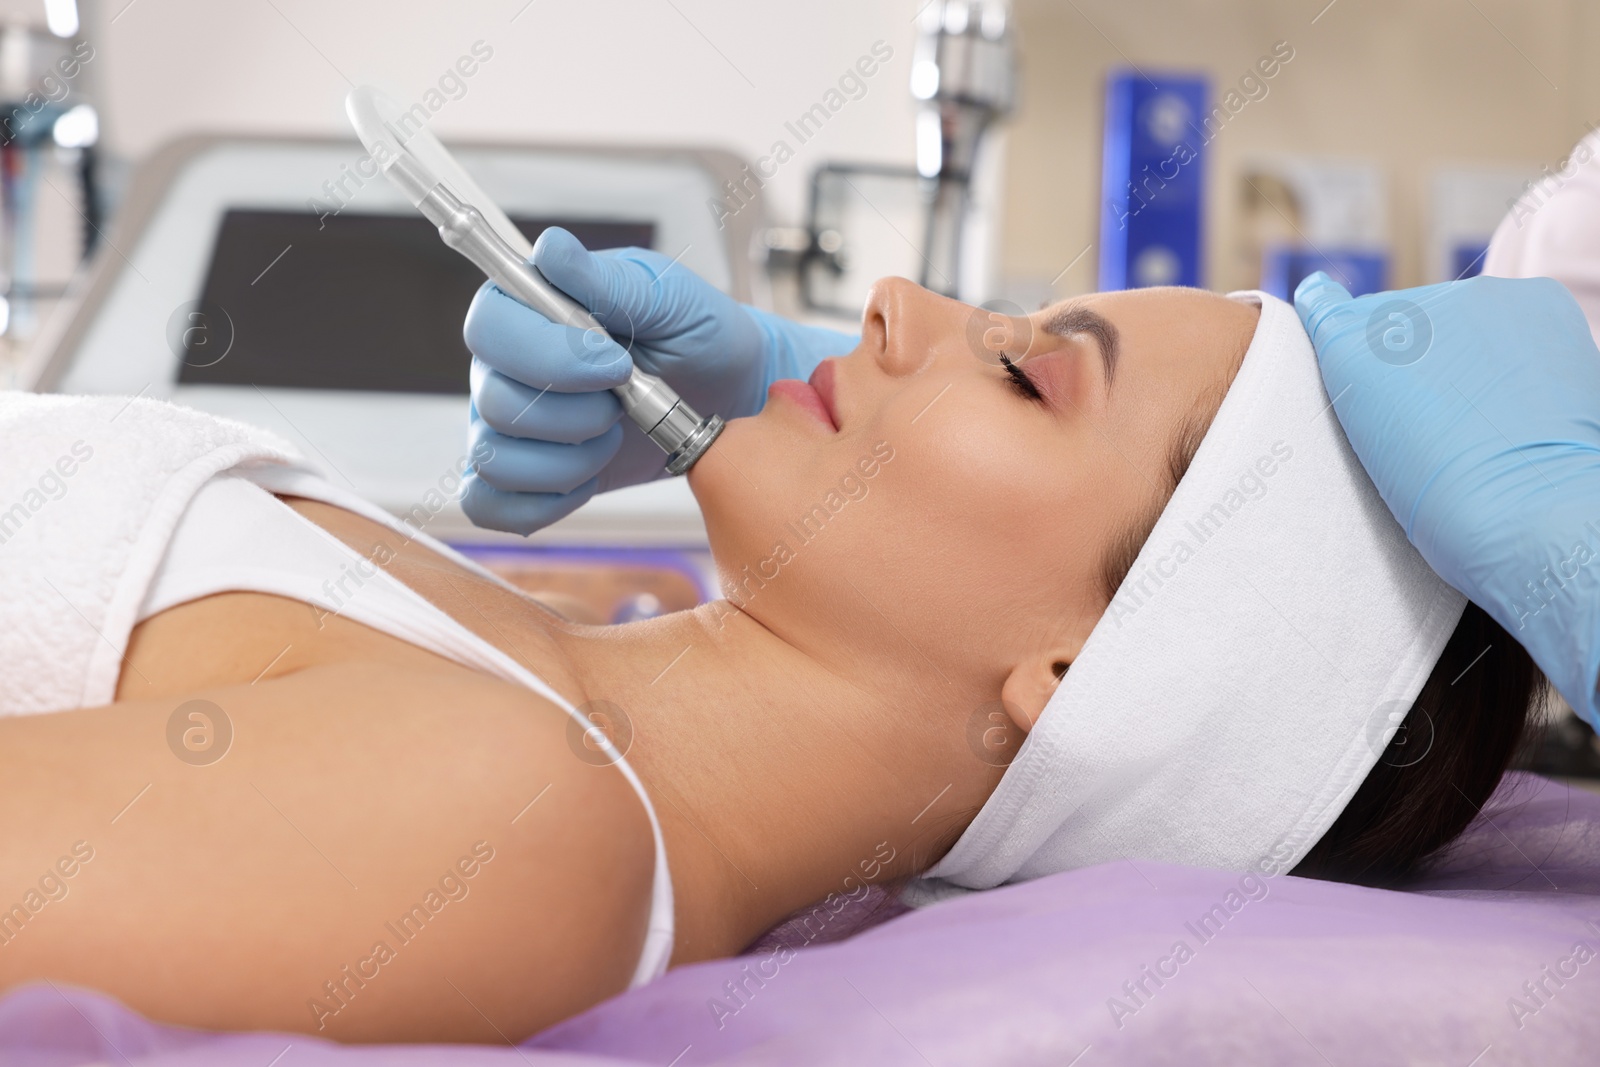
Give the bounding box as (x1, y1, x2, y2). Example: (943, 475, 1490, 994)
(690, 278, 1257, 731)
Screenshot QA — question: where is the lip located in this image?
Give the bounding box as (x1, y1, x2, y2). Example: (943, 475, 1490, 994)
(809, 359, 840, 430)
(769, 380, 838, 432)
(769, 360, 840, 434)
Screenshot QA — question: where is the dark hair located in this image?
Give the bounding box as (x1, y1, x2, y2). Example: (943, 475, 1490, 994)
(1097, 352, 1546, 888)
(1291, 600, 1544, 884)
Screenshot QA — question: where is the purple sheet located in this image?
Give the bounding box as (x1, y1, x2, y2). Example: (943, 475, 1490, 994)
(6, 772, 1599, 1066)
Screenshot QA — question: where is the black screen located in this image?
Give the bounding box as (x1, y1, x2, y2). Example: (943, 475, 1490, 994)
(177, 210, 655, 394)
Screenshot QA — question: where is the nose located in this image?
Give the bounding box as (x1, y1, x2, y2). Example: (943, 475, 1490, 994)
(860, 277, 964, 378)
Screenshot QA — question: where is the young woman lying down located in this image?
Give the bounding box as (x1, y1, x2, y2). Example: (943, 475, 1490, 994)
(0, 277, 1541, 1043)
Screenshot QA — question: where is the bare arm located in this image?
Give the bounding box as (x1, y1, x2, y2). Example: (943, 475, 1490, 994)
(0, 659, 654, 1043)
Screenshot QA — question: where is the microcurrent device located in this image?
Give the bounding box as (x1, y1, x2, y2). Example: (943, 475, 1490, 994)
(345, 87, 723, 476)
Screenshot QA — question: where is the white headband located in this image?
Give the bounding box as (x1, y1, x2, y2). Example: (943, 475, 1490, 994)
(919, 290, 1465, 891)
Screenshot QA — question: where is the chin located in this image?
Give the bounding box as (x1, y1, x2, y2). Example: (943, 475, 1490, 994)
(685, 414, 751, 511)
(688, 417, 775, 583)
(691, 426, 817, 600)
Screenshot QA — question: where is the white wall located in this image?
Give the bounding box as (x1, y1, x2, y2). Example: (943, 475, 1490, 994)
(86, 0, 1597, 308)
(89, 0, 924, 241)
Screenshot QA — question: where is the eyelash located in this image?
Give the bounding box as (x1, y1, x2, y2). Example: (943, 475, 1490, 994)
(999, 354, 1045, 404)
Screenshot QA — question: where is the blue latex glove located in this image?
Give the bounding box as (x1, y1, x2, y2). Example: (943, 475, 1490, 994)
(1294, 270, 1600, 727)
(461, 227, 858, 534)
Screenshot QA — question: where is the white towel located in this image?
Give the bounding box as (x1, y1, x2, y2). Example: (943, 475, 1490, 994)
(917, 291, 1466, 892)
(0, 391, 319, 716)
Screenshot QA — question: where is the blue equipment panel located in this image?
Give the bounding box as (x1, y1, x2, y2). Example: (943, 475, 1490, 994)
(1099, 72, 1209, 291)
(1451, 242, 1489, 280)
(1261, 247, 1389, 301)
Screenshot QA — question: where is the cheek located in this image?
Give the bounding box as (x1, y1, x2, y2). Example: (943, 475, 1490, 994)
(811, 401, 1091, 641)
(887, 471, 1042, 614)
(883, 401, 1132, 617)
(690, 382, 1116, 667)
(890, 396, 1055, 540)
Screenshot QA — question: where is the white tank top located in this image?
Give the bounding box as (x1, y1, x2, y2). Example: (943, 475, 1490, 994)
(136, 467, 675, 989)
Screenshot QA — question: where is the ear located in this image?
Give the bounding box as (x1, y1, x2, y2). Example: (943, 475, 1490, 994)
(997, 646, 1077, 735)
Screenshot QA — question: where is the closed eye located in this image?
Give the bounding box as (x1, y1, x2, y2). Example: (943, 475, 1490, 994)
(1000, 354, 1045, 404)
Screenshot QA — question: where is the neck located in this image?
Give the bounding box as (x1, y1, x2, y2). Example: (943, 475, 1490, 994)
(549, 601, 976, 965)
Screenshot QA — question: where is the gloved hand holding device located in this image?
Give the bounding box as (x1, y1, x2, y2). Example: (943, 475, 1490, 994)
(1294, 270, 1600, 728)
(462, 226, 857, 534)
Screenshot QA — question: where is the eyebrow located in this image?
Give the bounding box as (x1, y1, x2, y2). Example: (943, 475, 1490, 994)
(1039, 303, 1120, 391)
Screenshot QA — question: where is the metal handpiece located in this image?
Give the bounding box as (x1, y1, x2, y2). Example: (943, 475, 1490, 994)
(385, 153, 723, 476)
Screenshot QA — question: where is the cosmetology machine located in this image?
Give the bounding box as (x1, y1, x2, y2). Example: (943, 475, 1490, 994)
(19, 132, 764, 616)
(344, 87, 723, 480)
(21, 134, 761, 542)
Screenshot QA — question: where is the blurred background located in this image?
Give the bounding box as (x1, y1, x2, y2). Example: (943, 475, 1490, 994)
(10, 0, 1600, 353)
(18, 2, 1600, 304)
(3, 0, 1598, 772)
